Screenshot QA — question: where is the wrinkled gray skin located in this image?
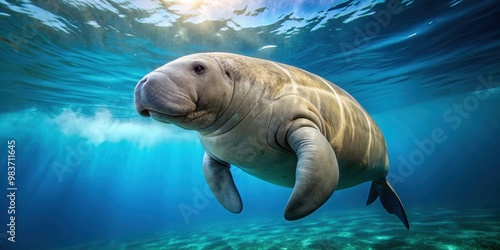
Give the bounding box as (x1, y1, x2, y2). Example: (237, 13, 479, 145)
(135, 52, 399, 222)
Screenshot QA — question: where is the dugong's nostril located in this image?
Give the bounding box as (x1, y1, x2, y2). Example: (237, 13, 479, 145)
(138, 76, 148, 85)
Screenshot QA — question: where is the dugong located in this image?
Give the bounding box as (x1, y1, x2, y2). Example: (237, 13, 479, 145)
(134, 52, 409, 229)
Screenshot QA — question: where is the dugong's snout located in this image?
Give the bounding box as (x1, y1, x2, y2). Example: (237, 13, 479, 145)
(134, 76, 152, 117)
(134, 71, 197, 121)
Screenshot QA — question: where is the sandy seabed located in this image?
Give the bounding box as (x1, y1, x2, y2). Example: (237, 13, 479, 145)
(59, 204, 500, 250)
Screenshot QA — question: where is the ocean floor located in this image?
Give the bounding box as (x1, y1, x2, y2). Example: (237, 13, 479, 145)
(59, 204, 500, 250)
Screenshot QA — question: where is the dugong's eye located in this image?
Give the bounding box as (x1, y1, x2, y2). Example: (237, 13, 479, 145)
(193, 64, 205, 74)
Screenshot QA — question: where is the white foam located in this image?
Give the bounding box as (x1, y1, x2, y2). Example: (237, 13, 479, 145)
(0, 109, 198, 147)
(48, 109, 198, 147)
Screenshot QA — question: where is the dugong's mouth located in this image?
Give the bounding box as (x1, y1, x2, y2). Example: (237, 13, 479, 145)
(140, 109, 191, 124)
(135, 100, 196, 126)
(136, 103, 195, 124)
(138, 109, 151, 117)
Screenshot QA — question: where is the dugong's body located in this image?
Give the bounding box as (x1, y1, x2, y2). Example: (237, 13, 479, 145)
(134, 52, 409, 229)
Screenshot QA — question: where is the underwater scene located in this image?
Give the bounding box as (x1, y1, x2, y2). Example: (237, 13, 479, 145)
(1, 0, 500, 249)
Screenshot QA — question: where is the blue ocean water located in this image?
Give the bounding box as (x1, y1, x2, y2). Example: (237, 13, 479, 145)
(0, 0, 499, 249)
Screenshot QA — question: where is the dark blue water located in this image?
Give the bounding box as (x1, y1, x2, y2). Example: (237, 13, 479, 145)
(1, 0, 499, 249)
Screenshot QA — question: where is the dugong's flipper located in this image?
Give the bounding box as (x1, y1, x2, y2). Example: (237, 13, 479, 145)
(285, 126, 340, 220)
(203, 153, 243, 213)
(366, 179, 410, 229)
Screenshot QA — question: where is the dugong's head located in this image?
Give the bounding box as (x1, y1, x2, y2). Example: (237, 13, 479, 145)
(134, 53, 233, 130)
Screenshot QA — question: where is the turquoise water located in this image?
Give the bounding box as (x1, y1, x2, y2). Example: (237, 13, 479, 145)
(1, 0, 500, 249)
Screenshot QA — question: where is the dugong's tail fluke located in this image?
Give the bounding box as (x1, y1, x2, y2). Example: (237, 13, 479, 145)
(366, 179, 410, 230)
